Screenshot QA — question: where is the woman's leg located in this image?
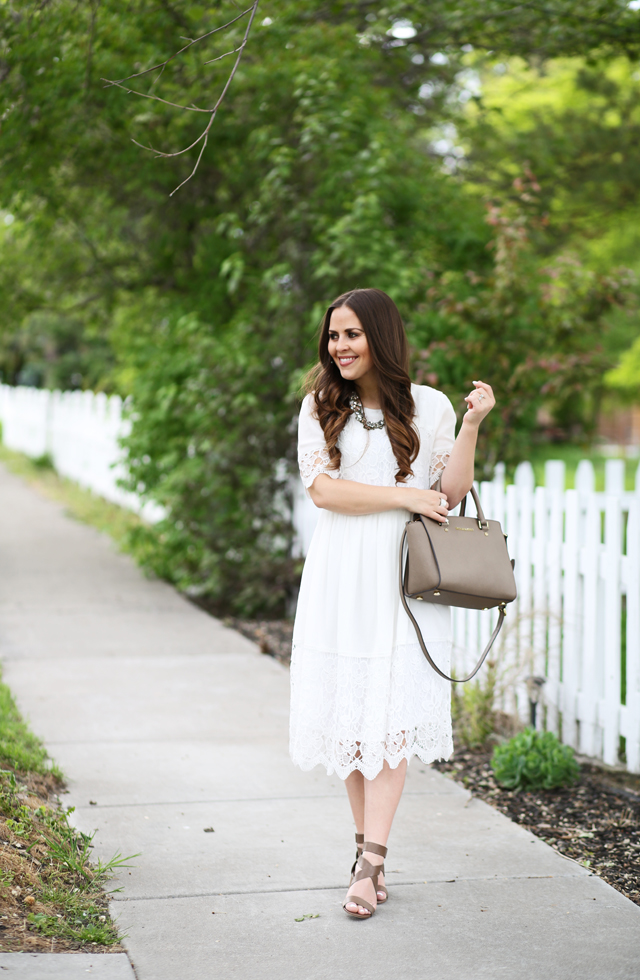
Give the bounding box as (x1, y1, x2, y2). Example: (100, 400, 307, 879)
(345, 759, 407, 915)
(345, 770, 365, 834)
(363, 757, 407, 845)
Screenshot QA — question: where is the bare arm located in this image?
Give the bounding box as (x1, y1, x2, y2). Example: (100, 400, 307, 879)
(309, 475, 450, 521)
(440, 380, 495, 508)
(308, 381, 495, 519)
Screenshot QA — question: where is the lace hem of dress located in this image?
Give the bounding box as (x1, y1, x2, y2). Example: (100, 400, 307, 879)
(289, 641, 453, 780)
(289, 728, 454, 781)
(298, 448, 339, 489)
(429, 451, 450, 488)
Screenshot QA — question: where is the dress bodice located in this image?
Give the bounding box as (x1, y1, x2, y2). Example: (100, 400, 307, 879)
(298, 383, 456, 492)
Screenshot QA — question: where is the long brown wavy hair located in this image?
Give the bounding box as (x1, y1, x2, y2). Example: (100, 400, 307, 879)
(305, 288, 419, 483)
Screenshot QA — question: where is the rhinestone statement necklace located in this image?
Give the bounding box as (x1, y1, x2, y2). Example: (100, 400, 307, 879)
(349, 391, 385, 430)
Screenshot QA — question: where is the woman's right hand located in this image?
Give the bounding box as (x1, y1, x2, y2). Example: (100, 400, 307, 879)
(398, 487, 449, 522)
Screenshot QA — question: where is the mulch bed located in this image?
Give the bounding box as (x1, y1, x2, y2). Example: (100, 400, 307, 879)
(433, 748, 640, 907)
(232, 617, 640, 907)
(225, 617, 294, 666)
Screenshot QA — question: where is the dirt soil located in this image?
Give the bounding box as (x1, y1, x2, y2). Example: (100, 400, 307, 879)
(0, 771, 123, 954)
(226, 617, 294, 666)
(433, 748, 640, 907)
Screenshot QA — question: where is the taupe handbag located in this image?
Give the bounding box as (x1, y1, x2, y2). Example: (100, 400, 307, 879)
(399, 483, 517, 682)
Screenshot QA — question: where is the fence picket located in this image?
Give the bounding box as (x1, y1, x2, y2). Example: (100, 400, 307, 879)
(562, 489, 580, 749)
(624, 499, 640, 771)
(602, 497, 623, 765)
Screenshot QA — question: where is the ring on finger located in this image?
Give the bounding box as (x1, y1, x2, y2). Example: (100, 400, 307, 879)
(478, 392, 485, 402)
(439, 497, 447, 509)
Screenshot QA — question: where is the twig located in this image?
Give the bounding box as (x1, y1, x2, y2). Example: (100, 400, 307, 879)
(102, 5, 255, 85)
(102, 81, 214, 113)
(203, 45, 243, 66)
(101, 2, 260, 195)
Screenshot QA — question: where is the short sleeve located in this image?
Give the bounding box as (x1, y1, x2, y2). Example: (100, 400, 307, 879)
(429, 392, 456, 487)
(297, 393, 340, 490)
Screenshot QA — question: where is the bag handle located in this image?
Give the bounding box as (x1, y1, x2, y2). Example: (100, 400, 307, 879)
(433, 477, 487, 527)
(458, 485, 487, 526)
(399, 528, 505, 683)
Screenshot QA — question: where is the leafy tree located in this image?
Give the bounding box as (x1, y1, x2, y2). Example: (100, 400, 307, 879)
(606, 336, 640, 398)
(457, 56, 640, 257)
(410, 181, 635, 470)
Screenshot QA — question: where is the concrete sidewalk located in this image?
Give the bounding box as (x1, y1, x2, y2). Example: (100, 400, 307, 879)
(0, 462, 638, 980)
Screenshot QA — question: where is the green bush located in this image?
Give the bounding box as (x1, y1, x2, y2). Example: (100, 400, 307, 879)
(491, 728, 580, 791)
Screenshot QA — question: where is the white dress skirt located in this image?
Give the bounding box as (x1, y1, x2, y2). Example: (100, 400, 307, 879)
(289, 384, 457, 781)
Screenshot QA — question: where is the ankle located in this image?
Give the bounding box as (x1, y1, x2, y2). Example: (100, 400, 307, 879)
(362, 849, 384, 867)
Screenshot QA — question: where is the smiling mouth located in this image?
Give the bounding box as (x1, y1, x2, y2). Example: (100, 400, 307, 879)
(337, 356, 357, 366)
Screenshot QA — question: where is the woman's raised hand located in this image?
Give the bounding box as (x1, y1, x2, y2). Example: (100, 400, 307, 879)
(399, 487, 450, 522)
(463, 380, 495, 426)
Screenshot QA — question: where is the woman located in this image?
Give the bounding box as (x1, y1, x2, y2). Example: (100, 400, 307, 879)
(289, 288, 495, 919)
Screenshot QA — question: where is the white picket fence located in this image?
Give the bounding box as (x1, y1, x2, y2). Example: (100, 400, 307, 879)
(453, 458, 640, 772)
(295, 457, 640, 773)
(0, 384, 163, 522)
(1, 383, 639, 771)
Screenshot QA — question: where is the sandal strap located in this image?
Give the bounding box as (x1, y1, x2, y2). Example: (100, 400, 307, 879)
(363, 841, 388, 858)
(345, 854, 382, 917)
(343, 895, 375, 916)
(352, 855, 381, 886)
(350, 833, 365, 880)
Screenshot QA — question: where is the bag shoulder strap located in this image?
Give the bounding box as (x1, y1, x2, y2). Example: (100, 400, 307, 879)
(399, 528, 505, 683)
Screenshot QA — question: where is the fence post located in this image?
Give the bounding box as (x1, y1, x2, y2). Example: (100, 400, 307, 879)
(576, 459, 596, 495)
(514, 463, 534, 724)
(546, 486, 563, 737)
(579, 493, 601, 757)
(544, 459, 566, 492)
(625, 497, 640, 773)
(602, 496, 623, 765)
(562, 488, 580, 749)
(605, 459, 625, 495)
(532, 486, 548, 729)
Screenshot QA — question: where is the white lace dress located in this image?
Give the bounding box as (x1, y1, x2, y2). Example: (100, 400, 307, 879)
(289, 383, 457, 780)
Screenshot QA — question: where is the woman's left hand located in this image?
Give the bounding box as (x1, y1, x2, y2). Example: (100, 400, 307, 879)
(463, 380, 495, 427)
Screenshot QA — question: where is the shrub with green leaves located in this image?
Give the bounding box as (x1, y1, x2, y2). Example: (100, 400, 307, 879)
(491, 728, 580, 791)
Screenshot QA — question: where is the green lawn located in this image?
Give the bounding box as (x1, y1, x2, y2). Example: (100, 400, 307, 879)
(507, 444, 639, 491)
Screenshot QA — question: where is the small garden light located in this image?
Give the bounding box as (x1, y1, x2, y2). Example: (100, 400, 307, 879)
(525, 675, 546, 729)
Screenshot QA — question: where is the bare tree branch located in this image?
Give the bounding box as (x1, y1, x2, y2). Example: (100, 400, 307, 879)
(102, 5, 255, 85)
(104, 80, 214, 113)
(203, 46, 243, 67)
(101, 2, 260, 195)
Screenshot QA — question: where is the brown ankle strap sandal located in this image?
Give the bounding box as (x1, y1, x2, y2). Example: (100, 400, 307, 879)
(343, 842, 388, 919)
(364, 841, 388, 903)
(350, 833, 365, 883)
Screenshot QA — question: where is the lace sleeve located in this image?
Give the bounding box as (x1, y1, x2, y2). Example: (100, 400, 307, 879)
(298, 394, 340, 490)
(429, 393, 456, 487)
(429, 451, 451, 488)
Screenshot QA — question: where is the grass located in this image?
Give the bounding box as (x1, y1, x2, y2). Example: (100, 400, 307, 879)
(516, 443, 639, 491)
(0, 668, 135, 951)
(0, 443, 143, 549)
(0, 683, 62, 782)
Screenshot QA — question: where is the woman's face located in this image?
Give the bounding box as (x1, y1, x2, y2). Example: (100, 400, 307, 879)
(327, 306, 375, 384)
